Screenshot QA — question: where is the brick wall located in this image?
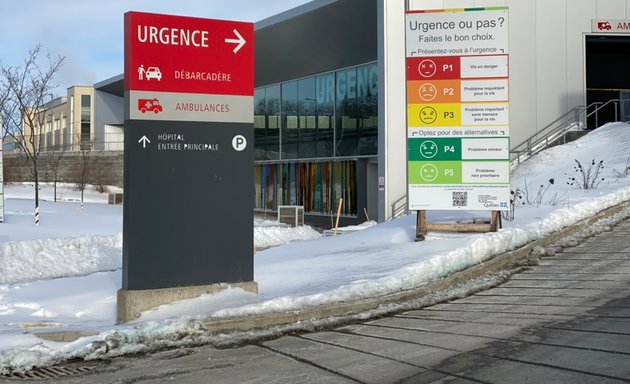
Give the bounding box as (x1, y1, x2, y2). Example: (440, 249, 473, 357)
(3, 151, 124, 187)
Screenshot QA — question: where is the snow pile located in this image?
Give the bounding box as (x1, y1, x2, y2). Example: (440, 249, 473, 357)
(254, 224, 321, 249)
(0, 235, 122, 285)
(1, 122, 630, 373)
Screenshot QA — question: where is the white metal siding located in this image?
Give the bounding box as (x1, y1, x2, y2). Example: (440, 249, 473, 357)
(596, 0, 627, 18)
(567, 1, 596, 112)
(381, 0, 630, 220)
(379, 0, 409, 221)
(535, 1, 568, 140)
(404, 0, 629, 147)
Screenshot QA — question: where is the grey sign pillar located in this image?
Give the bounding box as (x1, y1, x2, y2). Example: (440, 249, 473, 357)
(118, 11, 256, 322)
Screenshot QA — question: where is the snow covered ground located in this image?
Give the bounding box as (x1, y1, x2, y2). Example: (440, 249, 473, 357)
(1, 122, 630, 373)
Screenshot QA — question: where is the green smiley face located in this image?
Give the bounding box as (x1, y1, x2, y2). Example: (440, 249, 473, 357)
(419, 140, 437, 159)
(420, 164, 438, 182)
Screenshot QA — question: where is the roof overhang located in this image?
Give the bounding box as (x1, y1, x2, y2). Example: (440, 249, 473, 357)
(93, 0, 377, 96)
(255, 0, 377, 87)
(94, 74, 124, 97)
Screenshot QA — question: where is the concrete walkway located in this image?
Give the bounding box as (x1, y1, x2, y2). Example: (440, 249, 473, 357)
(16, 215, 629, 383)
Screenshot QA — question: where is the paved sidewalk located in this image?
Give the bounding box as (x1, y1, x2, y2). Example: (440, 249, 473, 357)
(16, 217, 629, 383)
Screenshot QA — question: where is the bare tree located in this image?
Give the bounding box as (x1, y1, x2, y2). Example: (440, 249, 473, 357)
(1, 67, 15, 139)
(74, 133, 94, 209)
(0, 45, 64, 225)
(91, 151, 110, 194)
(47, 144, 67, 202)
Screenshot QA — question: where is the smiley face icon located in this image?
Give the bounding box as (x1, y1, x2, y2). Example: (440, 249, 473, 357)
(419, 83, 437, 102)
(419, 107, 438, 124)
(419, 140, 438, 159)
(418, 59, 437, 78)
(420, 164, 439, 182)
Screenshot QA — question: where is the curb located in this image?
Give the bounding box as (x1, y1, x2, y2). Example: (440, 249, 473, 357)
(36, 199, 630, 343)
(202, 199, 630, 334)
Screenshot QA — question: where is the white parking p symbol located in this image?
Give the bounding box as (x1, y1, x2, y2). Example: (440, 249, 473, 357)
(232, 135, 247, 151)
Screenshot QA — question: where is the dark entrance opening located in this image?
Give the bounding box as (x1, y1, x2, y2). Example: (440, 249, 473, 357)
(585, 35, 630, 128)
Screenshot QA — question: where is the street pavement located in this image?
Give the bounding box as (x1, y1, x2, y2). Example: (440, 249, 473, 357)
(3, 219, 630, 383)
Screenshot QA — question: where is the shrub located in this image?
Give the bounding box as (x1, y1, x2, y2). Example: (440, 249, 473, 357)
(504, 178, 565, 220)
(95, 184, 109, 194)
(566, 159, 605, 190)
(502, 187, 524, 221)
(613, 157, 630, 179)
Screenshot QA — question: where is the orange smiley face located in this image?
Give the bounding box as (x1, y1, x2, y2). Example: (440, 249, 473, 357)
(419, 83, 437, 102)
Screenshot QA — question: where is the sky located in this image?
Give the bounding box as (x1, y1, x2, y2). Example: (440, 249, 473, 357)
(0, 122, 629, 373)
(0, 0, 313, 97)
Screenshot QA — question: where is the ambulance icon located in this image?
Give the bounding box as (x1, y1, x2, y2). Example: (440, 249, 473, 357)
(138, 98, 163, 114)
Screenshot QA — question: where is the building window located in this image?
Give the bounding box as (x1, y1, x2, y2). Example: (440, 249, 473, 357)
(80, 94, 91, 149)
(254, 86, 282, 161)
(316, 73, 335, 158)
(46, 120, 52, 149)
(254, 88, 266, 161)
(254, 160, 357, 215)
(266, 85, 281, 160)
(298, 77, 316, 158)
(336, 68, 358, 157)
(357, 63, 378, 155)
(254, 163, 278, 211)
(251, 64, 377, 216)
(254, 61, 377, 161)
(61, 116, 69, 151)
(54, 118, 61, 150)
(281, 81, 298, 159)
(70, 96, 74, 149)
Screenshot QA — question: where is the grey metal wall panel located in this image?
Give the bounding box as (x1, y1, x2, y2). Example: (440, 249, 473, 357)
(255, 0, 378, 87)
(94, 90, 124, 150)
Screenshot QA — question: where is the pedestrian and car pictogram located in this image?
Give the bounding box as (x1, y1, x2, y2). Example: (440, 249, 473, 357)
(145, 67, 162, 80)
(137, 65, 162, 81)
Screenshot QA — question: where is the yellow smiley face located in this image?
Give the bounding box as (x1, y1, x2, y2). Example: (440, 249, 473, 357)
(419, 107, 438, 124)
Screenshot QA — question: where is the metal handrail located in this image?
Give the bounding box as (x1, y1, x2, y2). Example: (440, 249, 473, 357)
(389, 194, 408, 221)
(584, 99, 619, 128)
(510, 100, 619, 166)
(510, 104, 591, 162)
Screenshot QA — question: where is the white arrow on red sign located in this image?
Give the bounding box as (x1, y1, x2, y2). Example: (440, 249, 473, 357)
(225, 29, 246, 53)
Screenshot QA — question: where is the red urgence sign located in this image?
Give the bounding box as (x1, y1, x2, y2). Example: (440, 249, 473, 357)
(124, 11, 254, 96)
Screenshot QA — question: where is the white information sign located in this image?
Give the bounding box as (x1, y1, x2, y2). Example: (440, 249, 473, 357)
(406, 7, 510, 211)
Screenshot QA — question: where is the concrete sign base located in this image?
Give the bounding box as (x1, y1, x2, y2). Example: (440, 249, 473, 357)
(117, 282, 258, 322)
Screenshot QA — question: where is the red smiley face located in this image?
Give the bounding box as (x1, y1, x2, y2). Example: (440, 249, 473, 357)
(418, 59, 437, 78)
